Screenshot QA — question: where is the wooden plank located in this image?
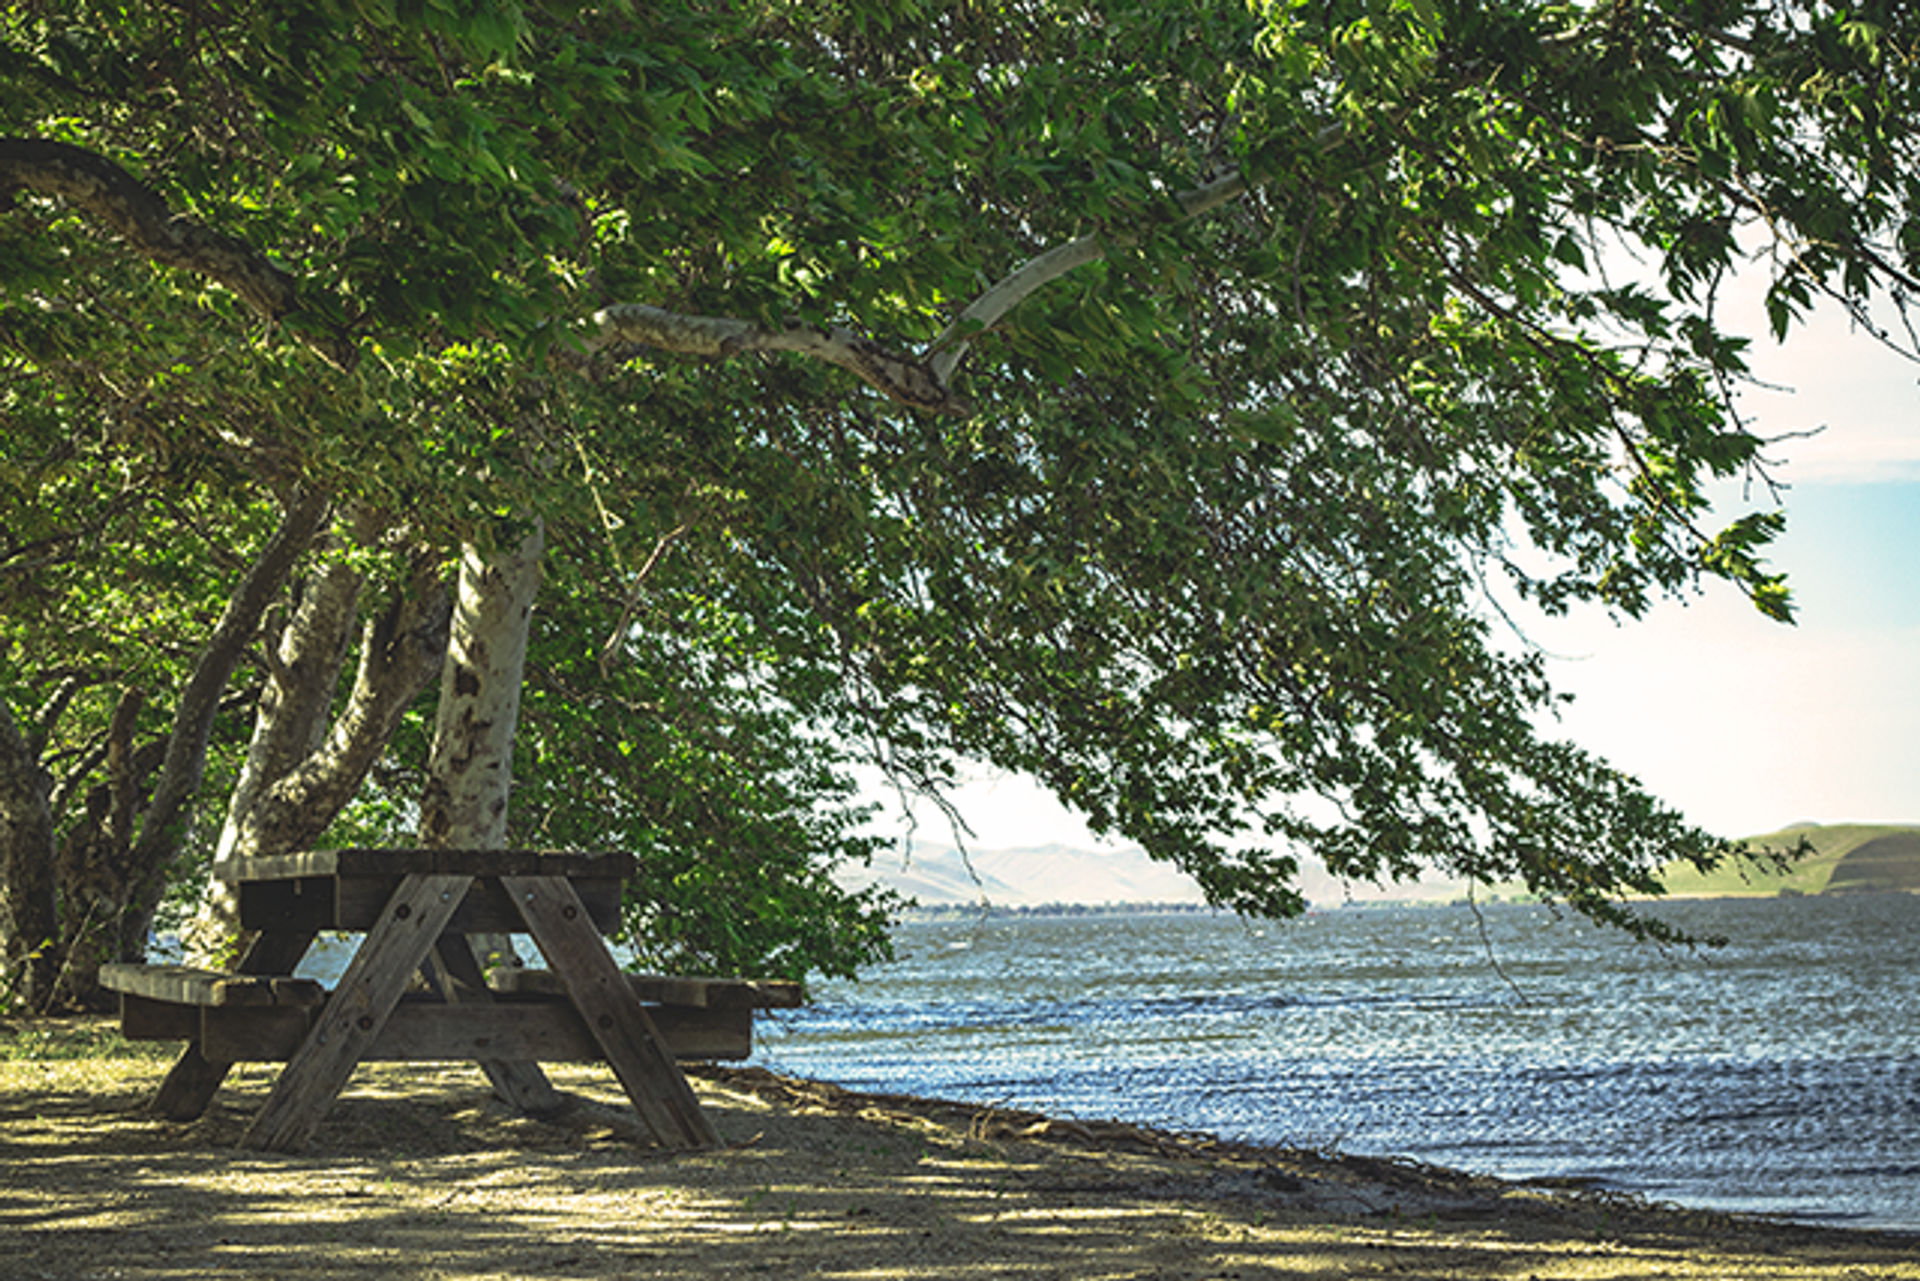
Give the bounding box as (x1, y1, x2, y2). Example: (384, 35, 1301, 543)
(323, 876, 624, 933)
(120, 992, 198, 1040)
(491, 969, 801, 1010)
(149, 1043, 233, 1121)
(711, 979, 803, 1010)
(425, 932, 563, 1114)
(238, 872, 621, 934)
(202, 1005, 312, 1063)
(371, 1000, 596, 1061)
(371, 1002, 750, 1063)
(241, 873, 472, 1152)
(99, 963, 325, 1007)
(641, 1005, 752, 1061)
(503, 874, 719, 1149)
(176, 998, 751, 1062)
(102, 963, 230, 1005)
(235, 877, 338, 933)
(217, 848, 635, 884)
(148, 929, 316, 1122)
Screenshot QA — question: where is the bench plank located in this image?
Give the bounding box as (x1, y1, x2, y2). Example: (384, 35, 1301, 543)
(100, 963, 325, 1008)
(193, 998, 753, 1063)
(121, 992, 198, 1040)
(215, 848, 635, 884)
(489, 968, 801, 1010)
(147, 930, 316, 1122)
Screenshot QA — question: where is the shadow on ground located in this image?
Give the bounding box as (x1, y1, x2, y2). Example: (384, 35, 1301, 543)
(4, 1047, 1916, 1280)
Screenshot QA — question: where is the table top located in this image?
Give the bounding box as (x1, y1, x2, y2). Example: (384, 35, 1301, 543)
(213, 847, 638, 884)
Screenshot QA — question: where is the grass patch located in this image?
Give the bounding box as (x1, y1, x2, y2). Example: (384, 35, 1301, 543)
(0, 1014, 177, 1062)
(1660, 823, 1920, 898)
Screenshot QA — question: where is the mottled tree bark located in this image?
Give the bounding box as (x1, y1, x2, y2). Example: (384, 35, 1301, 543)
(181, 559, 361, 963)
(0, 137, 354, 368)
(185, 547, 452, 964)
(0, 701, 58, 1009)
(48, 686, 148, 1008)
(3, 490, 328, 1009)
(420, 526, 545, 970)
(113, 489, 332, 968)
(417, 524, 562, 1112)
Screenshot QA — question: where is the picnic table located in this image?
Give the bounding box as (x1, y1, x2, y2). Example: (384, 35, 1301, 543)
(100, 848, 799, 1153)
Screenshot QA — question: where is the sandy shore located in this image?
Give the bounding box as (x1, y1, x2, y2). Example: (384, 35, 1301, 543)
(3, 1020, 1916, 1280)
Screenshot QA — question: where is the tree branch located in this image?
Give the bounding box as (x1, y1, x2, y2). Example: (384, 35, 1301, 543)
(586, 171, 1256, 413)
(243, 549, 452, 853)
(6, 135, 1275, 414)
(585, 303, 968, 414)
(126, 488, 331, 884)
(0, 137, 355, 370)
(930, 169, 1253, 384)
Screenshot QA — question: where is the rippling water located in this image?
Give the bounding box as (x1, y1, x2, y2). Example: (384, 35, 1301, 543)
(752, 894, 1920, 1231)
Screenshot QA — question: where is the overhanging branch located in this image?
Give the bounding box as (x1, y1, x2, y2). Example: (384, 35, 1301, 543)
(589, 170, 1258, 412)
(929, 169, 1254, 384)
(0, 137, 355, 370)
(585, 303, 969, 414)
(6, 135, 1273, 413)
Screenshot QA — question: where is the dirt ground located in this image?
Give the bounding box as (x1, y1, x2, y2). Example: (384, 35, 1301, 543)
(3, 1019, 1916, 1280)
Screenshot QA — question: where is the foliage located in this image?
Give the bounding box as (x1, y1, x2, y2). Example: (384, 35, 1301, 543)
(7, 0, 1920, 978)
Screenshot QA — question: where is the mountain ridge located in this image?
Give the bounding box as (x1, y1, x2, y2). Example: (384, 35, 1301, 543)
(841, 841, 1455, 909)
(843, 822, 1920, 908)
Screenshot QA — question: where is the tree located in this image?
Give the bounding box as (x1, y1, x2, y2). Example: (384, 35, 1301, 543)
(6, 0, 1919, 1008)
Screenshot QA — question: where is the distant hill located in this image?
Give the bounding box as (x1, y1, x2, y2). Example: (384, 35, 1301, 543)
(842, 842, 1209, 908)
(840, 840, 1461, 909)
(1658, 823, 1920, 897)
(840, 823, 1920, 909)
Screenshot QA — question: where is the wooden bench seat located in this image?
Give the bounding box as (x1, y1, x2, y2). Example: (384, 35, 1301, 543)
(103, 962, 794, 1065)
(100, 963, 326, 1008)
(487, 968, 802, 1010)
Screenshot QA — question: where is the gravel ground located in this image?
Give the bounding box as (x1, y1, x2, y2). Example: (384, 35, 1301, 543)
(3, 1021, 1917, 1280)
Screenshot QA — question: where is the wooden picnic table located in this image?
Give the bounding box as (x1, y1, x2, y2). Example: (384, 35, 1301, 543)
(101, 848, 798, 1153)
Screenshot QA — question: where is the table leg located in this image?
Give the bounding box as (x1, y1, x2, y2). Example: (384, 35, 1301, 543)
(149, 929, 316, 1121)
(502, 874, 718, 1149)
(241, 873, 472, 1152)
(426, 932, 563, 1114)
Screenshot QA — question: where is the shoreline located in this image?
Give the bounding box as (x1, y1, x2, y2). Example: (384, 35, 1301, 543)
(4, 1020, 1916, 1279)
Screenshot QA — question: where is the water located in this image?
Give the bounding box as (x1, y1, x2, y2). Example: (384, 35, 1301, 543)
(751, 894, 1920, 1231)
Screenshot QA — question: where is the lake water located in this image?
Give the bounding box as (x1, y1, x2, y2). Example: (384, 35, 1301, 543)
(749, 895, 1920, 1232)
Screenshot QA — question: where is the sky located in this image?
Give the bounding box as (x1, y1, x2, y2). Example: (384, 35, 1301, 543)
(890, 280, 1920, 853)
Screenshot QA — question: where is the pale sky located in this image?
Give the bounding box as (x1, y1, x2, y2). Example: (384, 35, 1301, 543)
(906, 284, 1920, 851)
(1531, 294, 1920, 838)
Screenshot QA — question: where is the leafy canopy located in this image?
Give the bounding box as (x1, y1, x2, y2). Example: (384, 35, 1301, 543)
(6, 0, 1919, 946)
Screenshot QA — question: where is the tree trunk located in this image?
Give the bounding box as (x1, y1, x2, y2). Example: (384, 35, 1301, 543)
(417, 524, 561, 1112)
(184, 546, 452, 964)
(420, 525, 544, 970)
(114, 488, 331, 967)
(48, 686, 148, 1008)
(218, 563, 364, 859)
(4, 490, 327, 1010)
(0, 700, 59, 1010)
(182, 559, 361, 964)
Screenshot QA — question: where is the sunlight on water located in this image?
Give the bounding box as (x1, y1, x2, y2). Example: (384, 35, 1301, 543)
(755, 896, 1920, 1231)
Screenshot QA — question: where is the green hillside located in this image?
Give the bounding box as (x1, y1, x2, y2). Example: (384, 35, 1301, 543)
(1657, 823, 1920, 897)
